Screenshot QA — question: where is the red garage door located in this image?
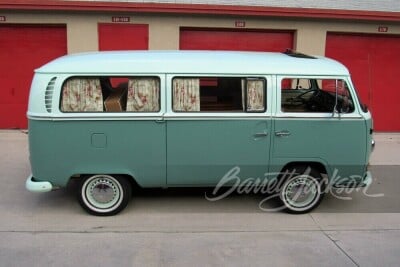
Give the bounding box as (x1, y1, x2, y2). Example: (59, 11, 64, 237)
(326, 33, 400, 131)
(98, 23, 148, 51)
(0, 25, 67, 129)
(180, 28, 293, 52)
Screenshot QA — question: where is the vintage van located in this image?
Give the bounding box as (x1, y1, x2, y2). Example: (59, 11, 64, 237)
(26, 51, 374, 215)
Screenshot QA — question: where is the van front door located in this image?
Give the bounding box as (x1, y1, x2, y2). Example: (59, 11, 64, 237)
(165, 75, 272, 186)
(272, 76, 367, 181)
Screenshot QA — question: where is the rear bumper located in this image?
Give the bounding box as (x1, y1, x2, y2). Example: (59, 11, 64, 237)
(332, 171, 373, 188)
(25, 175, 53, 193)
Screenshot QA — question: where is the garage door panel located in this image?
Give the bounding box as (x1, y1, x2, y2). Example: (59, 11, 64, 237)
(98, 23, 148, 51)
(326, 33, 400, 131)
(370, 49, 400, 131)
(180, 28, 293, 52)
(0, 25, 67, 129)
(352, 60, 370, 107)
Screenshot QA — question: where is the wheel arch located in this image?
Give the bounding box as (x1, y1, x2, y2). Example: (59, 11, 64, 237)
(68, 173, 140, 189)
(280, 161, 328, 176)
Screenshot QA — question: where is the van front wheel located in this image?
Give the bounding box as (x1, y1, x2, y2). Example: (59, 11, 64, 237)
(78, 174, 131, 216)
(279, 166, 325, 214)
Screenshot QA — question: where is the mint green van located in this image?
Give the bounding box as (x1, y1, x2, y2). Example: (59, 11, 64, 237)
(26, 51, 374, 215)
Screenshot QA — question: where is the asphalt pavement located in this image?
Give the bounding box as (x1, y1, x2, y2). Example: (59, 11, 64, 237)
(0, 130, 399, 267)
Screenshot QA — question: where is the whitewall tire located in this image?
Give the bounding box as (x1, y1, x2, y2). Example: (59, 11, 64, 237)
(279, 166, 325, 214)
(78, 175, 131, 216)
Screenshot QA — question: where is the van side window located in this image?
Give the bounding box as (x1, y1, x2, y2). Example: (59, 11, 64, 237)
(172, 77, 266, 112)
(281, 78, 354, 113)
(127, 78, 160, 112)
(60, 76, 160, 112)
(61, 78, 103, 112)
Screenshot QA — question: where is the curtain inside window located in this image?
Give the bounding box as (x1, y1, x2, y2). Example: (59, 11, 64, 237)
(61, 78, 103, 112)
(173, 78, 200, 111)
(246, 79, 264, 111)
(127, 78, 160, 112)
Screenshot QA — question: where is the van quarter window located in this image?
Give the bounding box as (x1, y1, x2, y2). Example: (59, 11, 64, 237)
(172, 77, 266, 112)
(281, 78, 355, 113)
(60, 76, 160, 112)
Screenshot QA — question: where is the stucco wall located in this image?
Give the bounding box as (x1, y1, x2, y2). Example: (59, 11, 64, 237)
(1, 11, 399, 55)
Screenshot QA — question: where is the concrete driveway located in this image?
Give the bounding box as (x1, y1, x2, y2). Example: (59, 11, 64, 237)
(0, 130, 399, 267)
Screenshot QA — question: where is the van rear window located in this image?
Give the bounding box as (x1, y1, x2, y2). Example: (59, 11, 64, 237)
(60, 76, 160, 113)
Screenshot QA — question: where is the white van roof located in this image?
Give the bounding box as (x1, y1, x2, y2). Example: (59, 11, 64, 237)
(36, 51, 350, 76)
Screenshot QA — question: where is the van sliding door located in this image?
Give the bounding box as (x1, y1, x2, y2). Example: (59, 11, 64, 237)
(165, 75, 272, 186)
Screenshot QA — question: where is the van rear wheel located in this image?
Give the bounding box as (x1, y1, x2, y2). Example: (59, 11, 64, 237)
(78, 174, 131, 216)
(279, 166, 325, 214)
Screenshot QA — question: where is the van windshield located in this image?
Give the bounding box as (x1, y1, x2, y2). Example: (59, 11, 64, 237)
(352, 84, 368, 113)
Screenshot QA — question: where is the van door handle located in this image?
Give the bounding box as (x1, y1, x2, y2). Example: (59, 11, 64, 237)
(275, 130, 291, 137)
(253, 131, 268, 138)
(155, 119, 165, 123)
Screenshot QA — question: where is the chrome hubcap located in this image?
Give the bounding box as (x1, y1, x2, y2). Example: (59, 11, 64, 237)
(90, 179, 117, 204)
(83, 175, 123, 212)
(283, 175, 320, 209)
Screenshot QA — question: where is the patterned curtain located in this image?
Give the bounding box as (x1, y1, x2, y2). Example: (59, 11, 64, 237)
(247, 79, 265, 111)
(173, 78, 200, 111)
(126, 78, 160, 112)
(61, 78, 103, 112)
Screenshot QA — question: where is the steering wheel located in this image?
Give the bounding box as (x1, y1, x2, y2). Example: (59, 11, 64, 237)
(294, 89, 319, 103)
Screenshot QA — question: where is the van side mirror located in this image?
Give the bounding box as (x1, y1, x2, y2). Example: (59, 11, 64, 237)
(332, 105, 341, 118)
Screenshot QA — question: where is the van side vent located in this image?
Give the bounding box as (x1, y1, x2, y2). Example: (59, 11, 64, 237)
(45, 77, 57, 113)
